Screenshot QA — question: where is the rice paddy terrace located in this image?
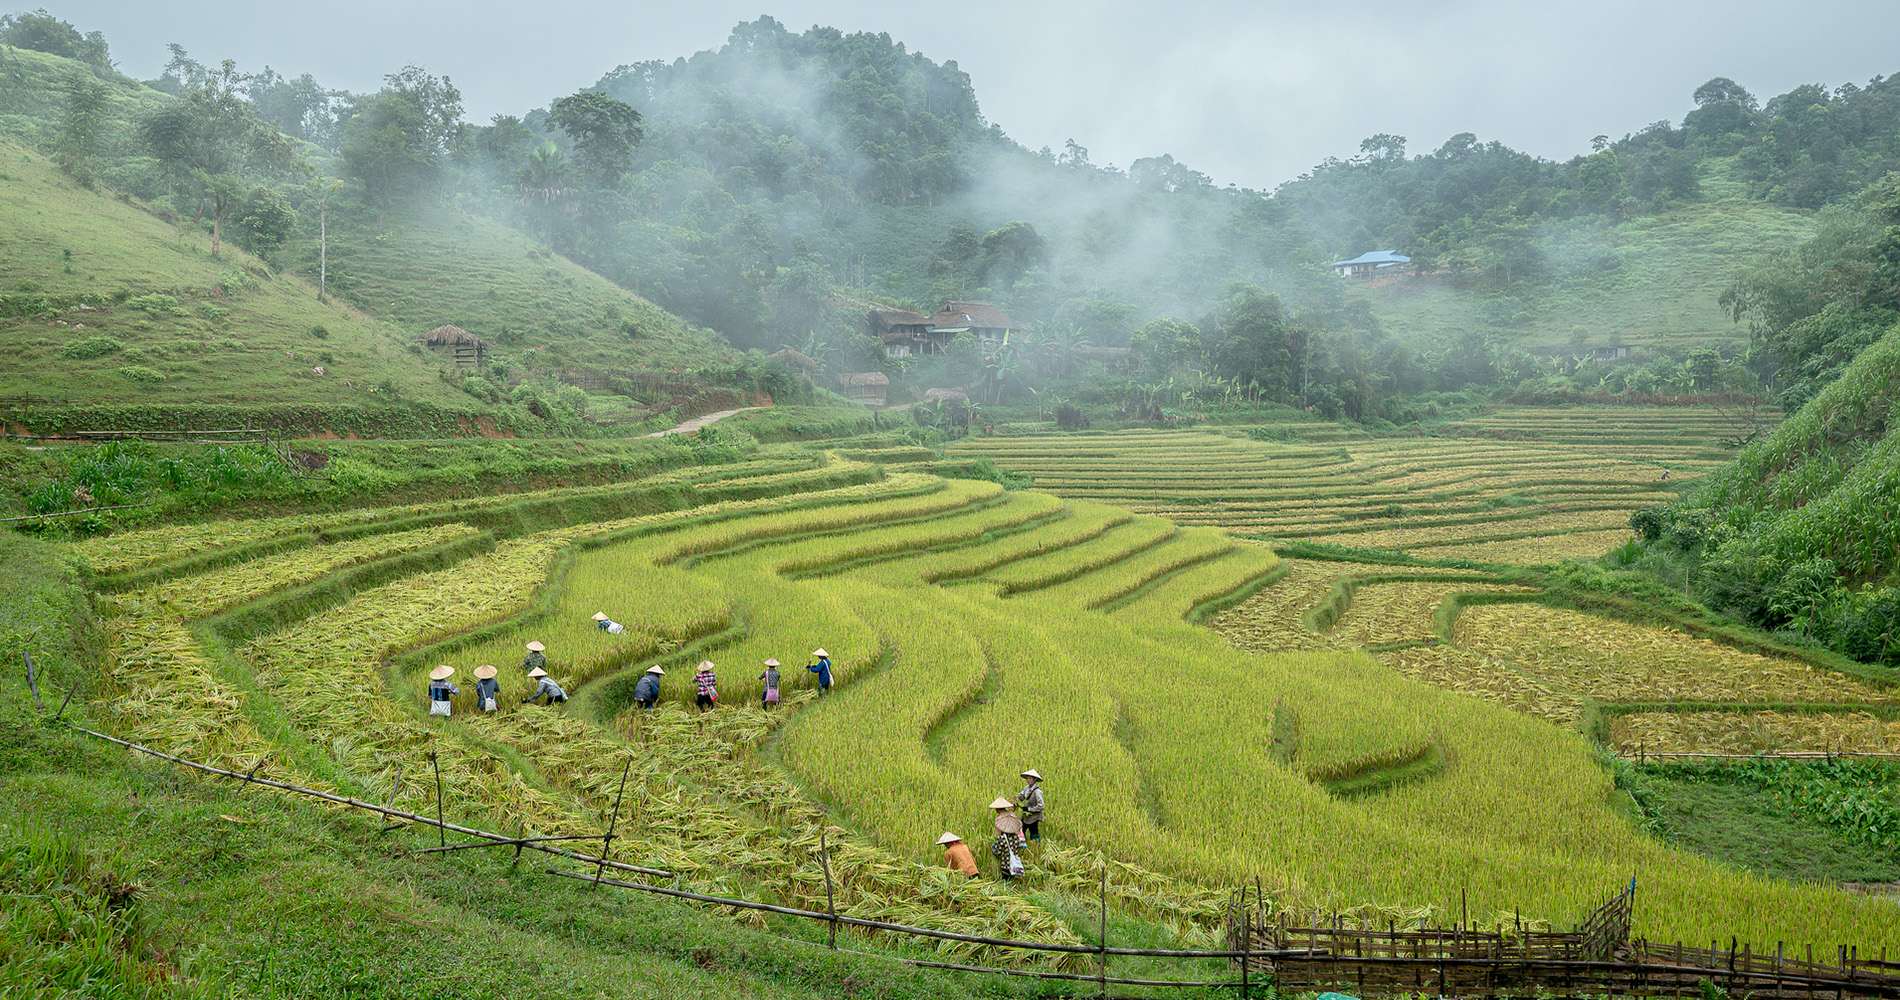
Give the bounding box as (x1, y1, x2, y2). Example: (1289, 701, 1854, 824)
(952, 406, 1751, 563)
(68, 431, 1900, 960)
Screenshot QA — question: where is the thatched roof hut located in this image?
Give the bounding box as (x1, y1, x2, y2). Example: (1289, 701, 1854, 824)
(835, 371, 890, 405)
(421, 324, 491, 365)
(920, 388, 969, 404)
(422, 324, 489, 348)
(767, 349, 818, 377)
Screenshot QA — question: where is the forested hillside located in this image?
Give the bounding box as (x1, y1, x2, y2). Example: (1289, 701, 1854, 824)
(6, 8, 1900, 424)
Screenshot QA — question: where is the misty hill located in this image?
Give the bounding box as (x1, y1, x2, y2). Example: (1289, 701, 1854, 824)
(0, 39, 749, 435)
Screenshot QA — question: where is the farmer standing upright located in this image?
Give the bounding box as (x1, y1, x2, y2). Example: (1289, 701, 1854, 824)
(1017, 769, 1045, 841)
(473, 664, 501, 714)
(807, 648, 833, 695)
(760, 658, 781, 708)
(988, 797, 1025, 880)
(693, 660, 718, 712)
(426, 665, 459, 717)
(520, 640, 547, 674)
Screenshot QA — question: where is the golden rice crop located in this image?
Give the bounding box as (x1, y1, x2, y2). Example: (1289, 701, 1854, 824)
(1609, 710, 1900, 755)
(1030, 527, 1235, 610)
(1454, 605, 1900, 704)
(144, 523, 480, 617)
(1381, 645, 1585, 727)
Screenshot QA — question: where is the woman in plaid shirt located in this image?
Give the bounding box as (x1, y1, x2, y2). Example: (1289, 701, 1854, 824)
(693, 660, 718, 711)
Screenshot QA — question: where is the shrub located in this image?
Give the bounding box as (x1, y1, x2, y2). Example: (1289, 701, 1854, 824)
(125, 293, 183, 315)
(310, 325, 329, 339)
(196, 301, 229, 320)
(55, 335, 123, 359)
(115, 365, 164, 383)
(216, 270, 257, 297)
(1055, 404, 1090, 429)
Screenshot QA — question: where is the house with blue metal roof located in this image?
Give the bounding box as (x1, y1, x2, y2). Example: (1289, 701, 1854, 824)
(1331, 251, 1411, 278)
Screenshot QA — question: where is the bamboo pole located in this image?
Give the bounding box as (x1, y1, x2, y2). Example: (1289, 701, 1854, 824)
(54, 677, 79, 721)
(429, 750, 445, 849)
(0, 502, 155, 524)
(593, 757, 633, 887)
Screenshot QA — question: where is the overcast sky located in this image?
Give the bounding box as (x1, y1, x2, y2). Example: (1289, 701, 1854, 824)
(49, 0, 1900, 190)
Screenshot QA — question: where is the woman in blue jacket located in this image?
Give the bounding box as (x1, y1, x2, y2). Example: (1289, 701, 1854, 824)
(807, 648, 832, 694)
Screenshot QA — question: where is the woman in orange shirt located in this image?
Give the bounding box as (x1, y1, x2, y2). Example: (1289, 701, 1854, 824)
(937, 832, 979, 878)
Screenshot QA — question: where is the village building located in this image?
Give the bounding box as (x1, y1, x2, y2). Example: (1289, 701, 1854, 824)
(869, 301, 1029, 357)
(1330, 251, 1411, 278)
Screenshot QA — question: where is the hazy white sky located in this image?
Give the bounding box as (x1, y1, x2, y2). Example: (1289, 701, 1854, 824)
(49, 0, 1900, 190)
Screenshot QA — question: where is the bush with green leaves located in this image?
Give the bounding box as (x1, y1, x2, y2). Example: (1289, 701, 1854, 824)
(115, 365, 164, 383)
(124, 293, 183, 315)
(54, 335, 123, 359)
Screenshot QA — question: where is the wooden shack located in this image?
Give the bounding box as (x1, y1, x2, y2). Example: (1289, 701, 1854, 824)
(835, 371, 889, 406)
(422, 324, 490, 366)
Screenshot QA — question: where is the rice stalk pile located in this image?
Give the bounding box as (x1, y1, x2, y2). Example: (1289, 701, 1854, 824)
(1455, 605, 1900, 704)
(1330, 581, 1534, 647)
(1610, 710, 1900, 755)
(95, 606, 284, 773)
(145, 523, 479, 616)
(1380, 645, 1586, 726)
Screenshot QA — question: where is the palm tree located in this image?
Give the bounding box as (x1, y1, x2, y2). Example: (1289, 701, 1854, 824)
(517, 141, 575, 245)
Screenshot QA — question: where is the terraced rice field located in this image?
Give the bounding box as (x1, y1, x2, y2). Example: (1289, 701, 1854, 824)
(61, 414, 1899, 956)
(948, 408, 1735, 559)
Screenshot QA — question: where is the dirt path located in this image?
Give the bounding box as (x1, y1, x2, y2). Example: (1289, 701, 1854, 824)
(643, 406, 769, 438)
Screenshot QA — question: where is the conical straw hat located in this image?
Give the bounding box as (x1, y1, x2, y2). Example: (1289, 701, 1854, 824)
(527, 667, 548, 679)
(696, 660, 715, 672)
(592, 612, 609, 621)
(811, 648, 829, 657)
(936, 831, 962, 845)
(646, 665, 666, 675)
(428, 665, 455, 681)
(525, 641, 545, 652)
(764, 657, 780, 667)
(1020, 768, 1043, 781)
(988, 797, 1013, 809)
(473, 664, 498, 679)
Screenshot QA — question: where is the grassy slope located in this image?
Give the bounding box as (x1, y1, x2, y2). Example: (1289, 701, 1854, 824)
(0, 43, 733, 430)
(1355, 182, 1812, 351)
(1677, 320, 1900, 577)
(0, 142, 490, 411)
(280, 203, 717, 374)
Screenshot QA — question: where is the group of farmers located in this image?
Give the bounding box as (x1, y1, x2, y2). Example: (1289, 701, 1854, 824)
(424, 639, 571, 717)
(938, 769, 1046, 881)
(423, 611, 839, 717)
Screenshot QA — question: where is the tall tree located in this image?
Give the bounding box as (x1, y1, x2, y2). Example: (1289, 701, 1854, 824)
(546, 91, 644, 188)
(138, 58, 297, 255)
(52, 68, 108, 187)
(340, 66, 464, 225)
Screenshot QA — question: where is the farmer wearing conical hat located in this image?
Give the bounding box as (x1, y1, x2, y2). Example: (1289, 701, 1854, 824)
(988, 797, 1026, 880)
(473, 664, 501, 714)
(693, 660, 718, 712)
(592, 611, 624, 636)
(938, 832, 979, 878)
(633, 665, 663, 709)
(426, 665, 459, 717)
(1017, 769, 1045, 841)
(520, 641, 547, 675)
(759, 658, 781, 708)
(521, 667, 568, 706)
(806, 647, 832, 694)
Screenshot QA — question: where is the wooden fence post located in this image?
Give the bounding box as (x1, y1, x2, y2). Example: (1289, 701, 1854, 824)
(54, 677, 80, 722)
(429, 750, 445, 849)
(818, 829, 838, 950)
(25, 652, 44, 711)
(1240, 881, 1251, 999)
(1098, 864, 1108, 1000)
